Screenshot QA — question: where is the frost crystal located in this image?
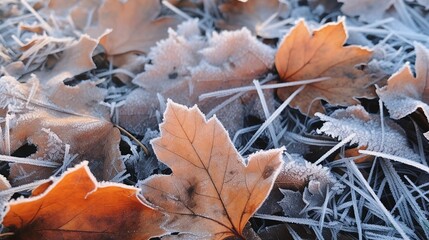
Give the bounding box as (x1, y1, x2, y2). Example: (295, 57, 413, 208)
(191, 27, 275, 82)
(276, 154, 342, 217)
(133, 19, 204, 91)
(316, 105, 421, 162)
(276, 154, 341, 193)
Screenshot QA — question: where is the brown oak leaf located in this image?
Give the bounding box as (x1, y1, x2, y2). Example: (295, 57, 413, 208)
(0, 76, 124, 185)
(376, 43, 429, 139)
(3, 161, 166, 240)
(141, 100, 284, 239)
(87, 0, 180, 56)
(275, 19, 377, 116)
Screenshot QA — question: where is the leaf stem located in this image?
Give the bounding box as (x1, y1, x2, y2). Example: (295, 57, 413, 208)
(115, 124, 150, 156)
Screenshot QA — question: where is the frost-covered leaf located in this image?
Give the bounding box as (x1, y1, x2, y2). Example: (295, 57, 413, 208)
(275, 19, 377, 116)
(275, 154, 339, 193)
(87, 0, 180, 56)
(133, 19, 205, 92)
(141, 100, 284, 239)
(376, 43, 429, 139)
(3, 161, 166, 240)
(0, 76, 124, 185)
(316, 105, 421, 162)
(277, 189, 306, 217)
(217, 0, 288, 38)
(190, 27, 275, 83)
(124, 20, 276, 136)
(339, 0, 394, 22)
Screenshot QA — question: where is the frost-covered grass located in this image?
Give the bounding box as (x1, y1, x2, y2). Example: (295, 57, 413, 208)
(0, 0, 428, 239)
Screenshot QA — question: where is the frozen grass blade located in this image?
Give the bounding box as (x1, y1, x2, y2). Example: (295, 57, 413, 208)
(314, 133, 356, 165)
(20, 0, 53, 34)
(359, 150, 429, 173)
(199, 77, 329, 100)
(0, 179, 51, 197)
(239, 85, 304, 154)
(0, 155, 60, 168)
(253, 80, 279, 148)
(346, 160, 410, 239)
(350, 175, 363, 240)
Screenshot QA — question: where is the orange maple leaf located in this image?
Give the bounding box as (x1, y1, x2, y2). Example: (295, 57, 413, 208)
(141, 100, 284, 239)
(275, 19, 377, 116)
(3, 161, 166, 240)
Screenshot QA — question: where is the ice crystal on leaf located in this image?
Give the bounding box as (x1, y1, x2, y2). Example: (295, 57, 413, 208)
(316, 105, 421, 162)
(121, 20, 276, 136)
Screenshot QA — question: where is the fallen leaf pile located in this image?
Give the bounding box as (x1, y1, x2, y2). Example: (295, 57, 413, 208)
(0, 0, 428, 239)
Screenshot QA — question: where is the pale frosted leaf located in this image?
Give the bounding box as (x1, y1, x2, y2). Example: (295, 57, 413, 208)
(277, 189, 306, 217)
(133, 19, 204, 92)
(125, 23, 275, 136)
(316, 105, 421, 162)
(276, 154, 340, 193)
(191, 28, 275, 83)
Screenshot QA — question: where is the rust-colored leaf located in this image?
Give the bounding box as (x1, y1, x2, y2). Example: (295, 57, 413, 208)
(275, 19, 376, 116)
(141, 100, 284, 239)
(3, 161, 166, 240)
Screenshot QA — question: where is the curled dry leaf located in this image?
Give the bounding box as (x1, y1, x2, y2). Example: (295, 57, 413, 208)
(316, 105, 421, 162)
(87, 0, 180, 56)
(141, 100, 284, 239)
(376, 43, 429, 139)
(338, 0, 394, 22)
(275, 19, 377, 116)
(3, 161, 166, 240)
(217, 0, 288, 38)
(0, 76, 124, 185)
